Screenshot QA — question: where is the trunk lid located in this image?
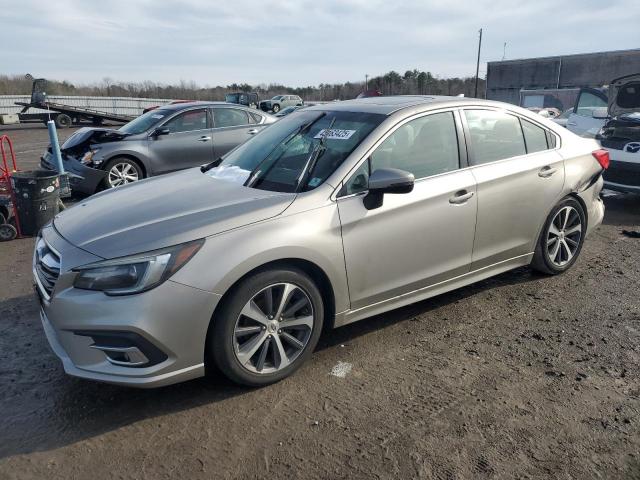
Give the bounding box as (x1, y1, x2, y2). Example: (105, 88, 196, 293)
(608, 74, 640, 118)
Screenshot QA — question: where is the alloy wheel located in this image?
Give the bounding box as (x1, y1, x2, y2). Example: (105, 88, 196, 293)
(108, 162, 139, 188)
(546, 206, 582, 267)
(233, 283, 314, 374)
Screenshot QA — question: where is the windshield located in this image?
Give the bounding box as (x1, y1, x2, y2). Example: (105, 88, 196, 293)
(225, 93, 240, 103)
(272, 96, 284, 100)
(207, 110, 385, 192)
(119, 109, 171, 135)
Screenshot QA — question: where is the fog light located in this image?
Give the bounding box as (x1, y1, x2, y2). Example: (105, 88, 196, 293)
(73, 330, 168, 368)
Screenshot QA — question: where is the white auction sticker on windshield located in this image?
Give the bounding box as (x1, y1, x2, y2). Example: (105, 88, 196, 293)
(314, 129, 356, 140)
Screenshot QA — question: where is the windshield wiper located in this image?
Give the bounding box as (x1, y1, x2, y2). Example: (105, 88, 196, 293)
(296, 116, 336, 192)
(200, 156, 223, 173)
(245, 112, 327, 188)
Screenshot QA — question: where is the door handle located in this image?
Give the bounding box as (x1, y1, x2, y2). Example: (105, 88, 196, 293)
(538, 166, 557, 178)
(567, 122, 577, 126)
(449, 190, 474, 204)
(247, 129, 259, 135)
(198, 136, 211, 142)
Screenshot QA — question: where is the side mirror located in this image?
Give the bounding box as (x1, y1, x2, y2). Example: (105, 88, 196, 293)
(592, 107, 609, 119)
(152, 126, 170, 137)
(364, 168, 414, 210)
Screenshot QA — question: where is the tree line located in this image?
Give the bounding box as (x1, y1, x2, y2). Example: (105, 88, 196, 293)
(0, 70, 485, 101)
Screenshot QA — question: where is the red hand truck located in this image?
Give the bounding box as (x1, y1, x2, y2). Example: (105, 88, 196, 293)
(0, 134, 22, 240)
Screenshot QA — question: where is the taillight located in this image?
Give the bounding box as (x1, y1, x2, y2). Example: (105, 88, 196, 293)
(592, 149, 610, 170)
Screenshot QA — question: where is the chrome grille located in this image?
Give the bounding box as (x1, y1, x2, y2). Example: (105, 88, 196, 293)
(34, 237, 60, 299)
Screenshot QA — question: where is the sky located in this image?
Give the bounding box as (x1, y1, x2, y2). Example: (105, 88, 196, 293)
(1, 0, 639, 88)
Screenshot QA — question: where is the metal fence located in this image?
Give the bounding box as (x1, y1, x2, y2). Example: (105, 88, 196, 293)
(0, 95, 175, 116)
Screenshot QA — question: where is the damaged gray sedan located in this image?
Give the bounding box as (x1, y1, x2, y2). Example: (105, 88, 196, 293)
(35, 96, 607, 388)
(41, 101, 274, 195)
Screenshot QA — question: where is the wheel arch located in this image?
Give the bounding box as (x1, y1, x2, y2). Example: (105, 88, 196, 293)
(533, 191, 589, 251)
(567, 191, 589, 231)
(103, 153, 148, 177)
(204, 257, 337, 365)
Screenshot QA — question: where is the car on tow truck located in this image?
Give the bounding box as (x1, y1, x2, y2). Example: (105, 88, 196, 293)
(41, 102, 275, 195)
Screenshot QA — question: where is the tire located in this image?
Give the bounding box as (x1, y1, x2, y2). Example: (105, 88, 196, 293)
(531, 197, 586, 275)
(211, 267, 324, 387)
(102, 157, 144, 189)
(92, 117, 104, 126)
(54, 114, 72, 128)
(272, 104, 280, 113)
(0, 224, 17, 242)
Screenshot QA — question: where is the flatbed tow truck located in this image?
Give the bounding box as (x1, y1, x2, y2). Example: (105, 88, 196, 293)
(12, 78, 135, 128)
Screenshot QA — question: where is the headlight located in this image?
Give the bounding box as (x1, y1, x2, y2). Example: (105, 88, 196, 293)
(73, 239, 204, 295)
(80, 149, 99, 165)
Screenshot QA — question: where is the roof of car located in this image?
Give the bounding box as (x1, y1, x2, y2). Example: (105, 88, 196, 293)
(304, 95, 501, 115)
(158, 101, 240, 111)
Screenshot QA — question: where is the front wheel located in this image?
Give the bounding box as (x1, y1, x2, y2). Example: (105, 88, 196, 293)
(210, 268, 324, 386)
(272, 104, 280, 113)
(103, 157, 143, 189)
(531, 197, 586, 275)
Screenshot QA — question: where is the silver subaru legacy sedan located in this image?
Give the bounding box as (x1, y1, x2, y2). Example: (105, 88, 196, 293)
(34, 96, 607, 388)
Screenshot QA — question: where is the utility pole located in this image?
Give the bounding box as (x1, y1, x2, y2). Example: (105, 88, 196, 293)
(474, 28, 483, 98)
(365, 74, 369, 90)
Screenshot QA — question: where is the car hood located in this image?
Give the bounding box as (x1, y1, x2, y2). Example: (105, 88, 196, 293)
(53, 168, 296, 259)
(59, 127, 129, 156)
(609, 73, 640, 117)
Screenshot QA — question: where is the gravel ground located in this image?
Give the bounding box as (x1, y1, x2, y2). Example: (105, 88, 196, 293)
(0, 126, 639, 480)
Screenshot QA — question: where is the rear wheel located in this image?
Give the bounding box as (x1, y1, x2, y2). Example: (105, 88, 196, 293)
(54, 114, 72, 128)
(531, 197, 586, 275)
(272, 104, 280, 113)
(211, 268, 324, 386)
(103, 157, 143, 189)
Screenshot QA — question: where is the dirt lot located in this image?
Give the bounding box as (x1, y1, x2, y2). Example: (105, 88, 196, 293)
(0, 125, 639, 479)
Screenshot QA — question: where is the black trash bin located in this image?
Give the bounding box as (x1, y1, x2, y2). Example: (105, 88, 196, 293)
(11, 170, 60, 236)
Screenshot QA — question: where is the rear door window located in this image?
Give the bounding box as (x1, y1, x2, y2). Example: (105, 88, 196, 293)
(464, 110, 526, 165)
(521, 119, 549, 153)
(214, 108, 249, 128)
(249, 112, 263, 124)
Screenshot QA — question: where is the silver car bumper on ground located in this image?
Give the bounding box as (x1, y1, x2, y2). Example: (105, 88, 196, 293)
(34, 225, 221, 388)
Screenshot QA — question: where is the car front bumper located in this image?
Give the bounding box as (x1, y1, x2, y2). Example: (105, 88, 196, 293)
(41, 151, 107, 195)
(35, 225, 221, 388)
